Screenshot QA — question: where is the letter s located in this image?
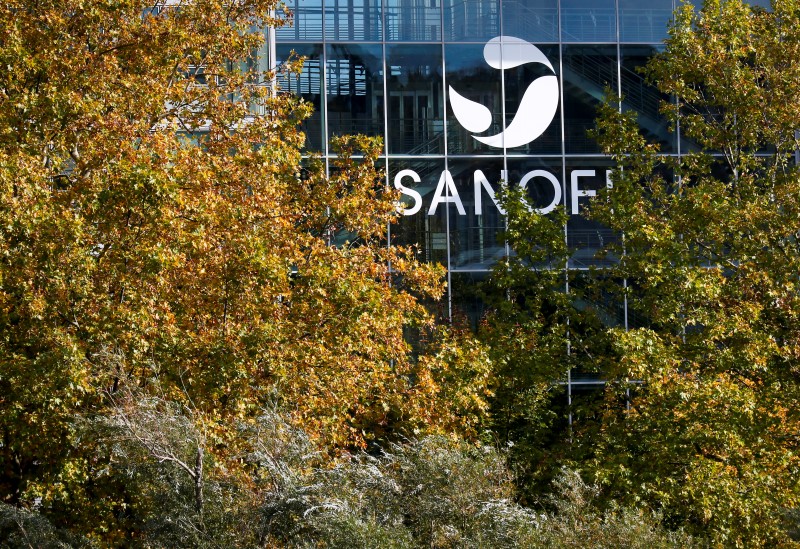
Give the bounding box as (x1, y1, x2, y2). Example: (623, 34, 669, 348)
(394, 169, 423, 216)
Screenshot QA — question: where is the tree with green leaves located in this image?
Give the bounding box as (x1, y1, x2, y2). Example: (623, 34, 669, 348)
(479, 0, 800, 544)
(585, 0, 800, 545)
(474, 179, 618, 502)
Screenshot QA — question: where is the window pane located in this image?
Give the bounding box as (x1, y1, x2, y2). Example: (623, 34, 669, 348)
(504, 43, 561, 155)
(502, 0, 558, 42)
(445, 44, 503, 155)
(443, 0, 500, 42)
(619, 0, 672, 42)
(448, 158, 506, 269)
(506, 157, 564, 221)
(565, 158, 618, 269)
(386, 45, 445, 154)
(562, 45, 618, 154)
(390, 158, 449, 266)
(277, 44, 324, 151)
(620, 45, 676, 153)
(276, 0, 323, 41)
(561, 0, 616, 42)
(326, 44, 385, 139)
(324, 0, 383, 41)
(385, 0, 442, 41)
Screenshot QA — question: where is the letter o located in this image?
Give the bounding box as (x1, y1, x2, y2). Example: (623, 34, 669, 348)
(519, 170, 562, 214)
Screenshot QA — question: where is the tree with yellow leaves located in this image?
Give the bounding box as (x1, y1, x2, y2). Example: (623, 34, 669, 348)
(0, 0, 491, 541)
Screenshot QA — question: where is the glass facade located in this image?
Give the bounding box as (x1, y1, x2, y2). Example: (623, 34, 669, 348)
(270, 0, 769, 396)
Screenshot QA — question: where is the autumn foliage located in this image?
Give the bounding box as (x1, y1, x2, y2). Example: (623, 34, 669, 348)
(0, 0, 493, 539)
(5, 0, 800, 546)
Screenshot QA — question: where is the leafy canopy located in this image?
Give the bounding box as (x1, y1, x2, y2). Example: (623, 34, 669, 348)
(587, 0, 800, 545)
(0, 0, 492, 539)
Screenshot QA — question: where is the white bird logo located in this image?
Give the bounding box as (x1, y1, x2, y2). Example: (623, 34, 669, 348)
(449, 36, 559, 149)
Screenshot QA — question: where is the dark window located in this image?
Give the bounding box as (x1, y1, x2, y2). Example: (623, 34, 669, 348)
(277, 44, 325, 151)
(386, 45, 445, 154)
(326, 44, 385, 139)
(562, 45, 618, 154)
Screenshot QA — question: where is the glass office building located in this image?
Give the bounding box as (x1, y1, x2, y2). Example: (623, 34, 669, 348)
(269, 0, 770, 339)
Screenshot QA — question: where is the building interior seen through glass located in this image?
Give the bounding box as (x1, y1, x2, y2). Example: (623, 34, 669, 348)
(269, 0, 771, 343)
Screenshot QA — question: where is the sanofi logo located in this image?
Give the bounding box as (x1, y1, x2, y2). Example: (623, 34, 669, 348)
(394, 37, 607, 217)
(448, 36, 559, 148)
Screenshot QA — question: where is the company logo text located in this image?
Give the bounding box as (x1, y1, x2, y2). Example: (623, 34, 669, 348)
(395, 168, 612, 217)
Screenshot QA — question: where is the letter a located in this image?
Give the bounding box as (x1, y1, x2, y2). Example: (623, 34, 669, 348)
(428, 170, 466, 216)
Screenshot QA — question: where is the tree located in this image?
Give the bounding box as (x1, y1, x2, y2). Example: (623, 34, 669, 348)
(0, 0, 491, 540)
(474, 183, 617, 502)
(585, 0, 800, 544)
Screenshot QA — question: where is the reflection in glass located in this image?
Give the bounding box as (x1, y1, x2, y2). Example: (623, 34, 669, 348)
(445, 45, 502, 155)
(502, 0, 558, 42)
(443, 0, 500, 42)
(326, 44, 385, 139)
(277, 44, 324, 151)
(620, 45, 676, 153)
(276, 0, 323, 41)
(324, 0, 382, 41)
(386, 45, 445, 155)
(506, 157, 564, 216)
(561, 0, 616, 42)
(618, 0, 672, 42)
(448, 159, 506, 269)
(385, 0, 441, 41)
(562, 45, 618, 154)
